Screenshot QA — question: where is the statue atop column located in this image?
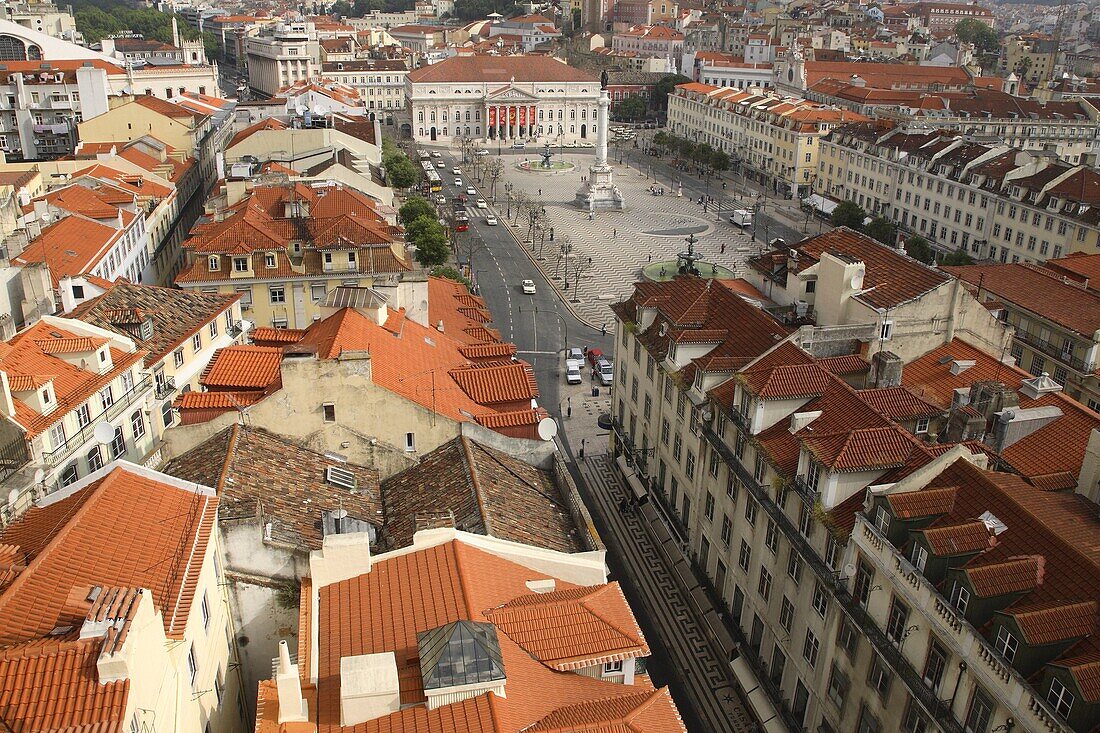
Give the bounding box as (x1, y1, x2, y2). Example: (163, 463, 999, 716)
(574, 78, 624, 212)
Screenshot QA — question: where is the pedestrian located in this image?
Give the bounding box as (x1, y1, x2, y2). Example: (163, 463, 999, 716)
(613, 229, 617, 239)
(721, 242, 726, 254)
(648, 253, 652, 262)
(538, 188, 542, 196)
(583, 345, 589, 356)
(601, 323, 607, 335)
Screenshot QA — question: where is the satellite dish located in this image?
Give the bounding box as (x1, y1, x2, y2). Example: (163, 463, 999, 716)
(92, 421, 115, 444)
(296, 104, 308, 115)
(850, 271, 864, 290)
(6, 488, 18, 506)
(33, 467, 44, 485)
(536, 417, 558, 441)
(313, 104, 329, 116)
(843, 563, 856, 579)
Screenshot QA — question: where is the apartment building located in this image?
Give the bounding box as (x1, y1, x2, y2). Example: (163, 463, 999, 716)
(611, 24, 684, 60)
(942, 261, 1100, 410)
(667, 81, 865, 199)
(62, 280, 247, 433)
(174, 183, 408, 329)
(746, 229, 1012, 362)
(2, 1, 82, 43)
(245, 21, 319, 98)
(608, 273, 1100, 733)
(0, 461, 246, 733)
(254, 526, 684, 731)
(320, 58, 407, 117)
(816, 120, 1100, 262)
(0, 316, 154, 518)
(687, 51, 774, 91)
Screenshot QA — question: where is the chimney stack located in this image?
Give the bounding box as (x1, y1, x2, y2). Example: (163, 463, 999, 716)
(276, 640, 309, 723)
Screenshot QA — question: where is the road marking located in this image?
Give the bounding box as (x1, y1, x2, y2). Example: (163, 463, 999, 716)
(517, 350, 559, 355)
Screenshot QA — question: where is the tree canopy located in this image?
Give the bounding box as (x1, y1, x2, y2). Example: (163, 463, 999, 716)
(864, 216, 897, 246)
(383, 144, 419, 189)
(653, 74, 691, 110)
(399, 196, 435, 226)
(830, 200, 867, 230)
(613, 94, 647, 122)
(905, 235, 934, 264)
(940, 248, 975, 265)
(74, 3, 216, 58)
(954, 18, 1000, 52)
(407, 216, 450, 267)
(452, 0, 519, 21)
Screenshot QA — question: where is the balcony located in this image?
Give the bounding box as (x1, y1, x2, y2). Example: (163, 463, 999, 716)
(42, 375, 153, 466)
(790, 473, 819, 504)
(154, 377, 177, 401)
(729, 406, 750, 432)
(700, 422, 970, 733)
(1014, 329, 1095, 374)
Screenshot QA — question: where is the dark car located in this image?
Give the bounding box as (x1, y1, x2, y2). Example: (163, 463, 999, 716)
(452, 194, 467, 204)
(587, 347, 604, 366)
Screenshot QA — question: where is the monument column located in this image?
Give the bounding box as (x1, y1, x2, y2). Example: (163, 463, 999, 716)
(574, 71, 624, 212)
(595, 91, 609, 165)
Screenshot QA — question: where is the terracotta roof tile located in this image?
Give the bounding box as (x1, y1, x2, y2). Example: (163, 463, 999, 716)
(163, 424, 381, 551)
(485, 583, 647, 670)
(173, 391, 263, 410)
(741, 362, 832, 399)
(887, 485, 958, 519)
(381, 437, 582, 553)
(1050, 648, 1100, 702)
(802, 427, 915, 472)
(0, 464, 216, 645)
(522, 688, 686, 732)
(1011, 601, 1097, 646)
(857, 387, 943, 420)
(920, 519, 993, 556)
(966, 556, 1043, 597)
(450, 362, 538, 404)
(200, 345, 283, 390)
(251, 327, 308, 345)
(13, 216, 124, 287)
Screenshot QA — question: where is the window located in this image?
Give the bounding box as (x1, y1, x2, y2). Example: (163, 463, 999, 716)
(880, 319, 893, 341)
(233, 257, 248, 272)
(868, 653, 892, 697)
(827, 664, 850, 707)
(660, 419, 669, 445)
(76, 403, 90, 428)
(1047, 678, 1075, 720)
(964, 686, 993, 732)
(698, 536, 709, 569)
(130, 410, 145, 440)
(265, 253, 276, 268)
(744, 496, 757, 525)
(161, 400, 174, 429)
(911, 543, 928, 572)
(173, 348, 185, 368)
(812, 581, 828, 617)
(994, 626, 1018, 663)
(269, 285, 285, 303)
(950, 581, 970, 614)
(753, 453, 766, 482)
(786, 551, 803, 586)
(215, 668, 224, 707)
(209, 320, 218, 339)
(201, 592, 210, 629)
(802, 629, 819, 668)
(704, 492, 714, 520)
(874, 505, 890, 536)
(757, 567, 772, 601)
(672, 434, 682, 461)
(886, 596, 910, 645)
(837, 615, 859, 657)
(923, 638, 948, 693)
(676, 392, 686, 419)
(798, 502, 812, 536)
(792, 679, 810, 725)
(764, 518, 779, 553)
(60, 462, 79, 486)
(643, 395, 652, 420)
(603, 660, 623, 674)
(915, 417, 929, 434)
(709, 450, 720, 478)
(726, 472, 738, 501)
(738, 539, 751, 571)
(857, 704, 882, 733)
(109, 426, 125, 459)
(192, 333, 202, 352)
(100, 386, 114, 410)
(48, 422, 65, 449)
(825, 536, 840, 570)
(237, 287, 253, 306)
(630, 377, 638, 402)
(322, 403, 336, 423)
(780, 596, 794, 631)
(187, 645, 198, 685)
(685, 451, 695, 479)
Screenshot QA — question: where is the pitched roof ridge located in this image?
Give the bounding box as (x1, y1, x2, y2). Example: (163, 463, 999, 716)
(577, 584, 646, 648)
(166, 490, 214, 636)
(215, 423, 241, 494)
(460, 435, 492, 538)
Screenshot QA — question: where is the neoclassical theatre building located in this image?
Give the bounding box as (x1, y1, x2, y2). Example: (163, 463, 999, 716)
(406, 55, 601, 144)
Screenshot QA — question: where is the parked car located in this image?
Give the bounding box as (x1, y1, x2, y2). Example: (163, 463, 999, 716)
(475, 198, 488, 208)
(595, 359, 614, 386)
(485, 215, 498, 226)
(475, 149, 489, 156)
(587, 347, 604, 367)
(435, 194, 447, 204)
(522, 279, 536, 294)
(566, 364, 582, 384)
(512, 140, 526, 149)
(565, 347, 585, 370)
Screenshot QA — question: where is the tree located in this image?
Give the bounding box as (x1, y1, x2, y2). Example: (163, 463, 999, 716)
(384, 149, 419, 189)
(399, 196, 434, 226)
(865, 216, 897, 246)
(652, 130, 670, 150)
(653, 74, 692, 110)
(407, 216, 450, 267)
(614, 94, 647, 122)
(483, 157, 504, 199)
(329, 0, 352, 16)
(429, 265, 472, 289)
(954, 18, 999, 52)
(831, 200, 867, 230)
(905, 235, 935, 264)
(710, 149, 731, 172)
(452, 0, 518, 21)
(940, 248, 975, 265)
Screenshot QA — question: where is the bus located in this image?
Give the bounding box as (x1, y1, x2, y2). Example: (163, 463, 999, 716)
(425, 170, 442, 192)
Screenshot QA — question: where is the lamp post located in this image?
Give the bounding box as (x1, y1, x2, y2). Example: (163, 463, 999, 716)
(505, 182, 513, 218)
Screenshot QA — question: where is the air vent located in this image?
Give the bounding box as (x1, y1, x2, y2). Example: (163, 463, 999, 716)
(326, 465, 357, 490)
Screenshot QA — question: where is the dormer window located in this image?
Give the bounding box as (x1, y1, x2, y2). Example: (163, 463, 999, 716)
(98, 349, 107, 364)
(265, 253, 276, 268)
(873, 505, 890, 535)
(994, 626, 1018, 663)
(208, 255, 219, 271)
(233, 257, 248, 272)
(805, 457, 819, 489)
(41, 388, 51, 404)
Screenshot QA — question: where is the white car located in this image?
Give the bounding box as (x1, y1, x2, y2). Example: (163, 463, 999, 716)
(512, 141, 526, 149)
(452, 167, 461, 175)
(466, 186, 477, 196)
(430, 151, 442, 158)
(475, 149, 489, 156)
(454, 178, 462, 186)
(476, 198, 487, 208)
(566, 365, 582, 384)
(522, 279, 536, 294)
(435, 194, 447, 204)
(435, 160, 446, 168)
(485, 215, 498, 225)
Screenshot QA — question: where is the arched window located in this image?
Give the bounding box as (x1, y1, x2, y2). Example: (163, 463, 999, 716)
(0, 35, 39, 61)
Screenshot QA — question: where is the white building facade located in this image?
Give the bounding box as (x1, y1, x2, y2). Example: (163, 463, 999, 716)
(406, 55, 601, 144)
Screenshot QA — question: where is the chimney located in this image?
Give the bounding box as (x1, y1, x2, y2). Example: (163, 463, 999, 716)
(869, 350, 903, 388)
(0, 371, 16, 418)
(276, 640, 309, 723)
(339, 653, 400, 726)
(949, 359, 975, 375)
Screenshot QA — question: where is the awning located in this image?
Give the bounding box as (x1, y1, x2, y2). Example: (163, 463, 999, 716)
(802, 193, 838, 215)
(614, 454, 649, 502)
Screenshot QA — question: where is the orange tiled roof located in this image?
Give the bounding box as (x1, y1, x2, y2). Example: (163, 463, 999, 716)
(856, 386, 943, 420)
(1011, 601, 1097, 646)
(13, 216, 124, 287)
(484, 583, 648, 670)
(200, 345, 283, 390)
(301, 538, 685, 732)
(920, 519, 992, 556)
(450, 362, 538, 404)
(0, 464, 216, 645)
(740, 362, 832, 399)
(966, 556, 1042, 597)
(523, 688, 685, 732)
(251, 327, 308, 345)
(33, 336, 106, 354)
(174, 391, 264, 410)
(0, 321, 146, 438)
(887, 485, 957, 519)
(802, 427, 914, 472)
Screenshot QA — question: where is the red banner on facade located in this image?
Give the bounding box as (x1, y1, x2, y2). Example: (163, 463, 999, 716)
(519, 105, 526, 127)
(489, 106, 496, 127)
(509, 106, 517, 126)
(529, 106, 536, 126)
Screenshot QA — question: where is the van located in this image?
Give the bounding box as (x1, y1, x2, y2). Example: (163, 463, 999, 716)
(729, 210, 753, 228)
